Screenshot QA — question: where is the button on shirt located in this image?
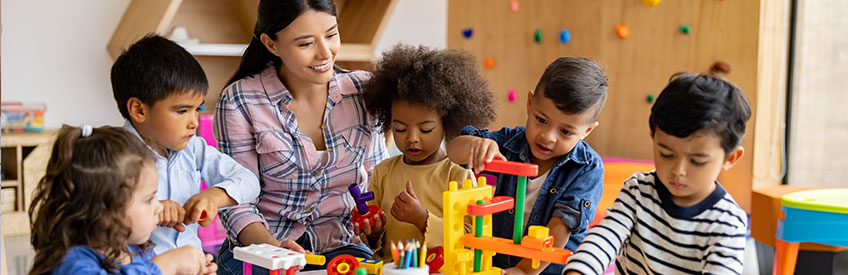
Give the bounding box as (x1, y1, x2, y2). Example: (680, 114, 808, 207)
(213, 65, 388, 253)
(123, 121, 260, 255)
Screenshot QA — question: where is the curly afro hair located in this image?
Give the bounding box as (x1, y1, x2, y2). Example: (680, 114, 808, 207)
(364, 44, 496, 139)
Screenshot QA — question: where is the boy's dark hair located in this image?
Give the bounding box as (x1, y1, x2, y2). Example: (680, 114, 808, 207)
(111, 34, 208, 119)
(534, 57, 608, 121)
(363, 44, 496, 138)
(29, 125, 155, 275)
(649, 73, 751, 154)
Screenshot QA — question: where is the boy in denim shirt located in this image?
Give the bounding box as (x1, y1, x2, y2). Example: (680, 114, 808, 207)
(111, 35, 261, 255)
(447, 57, 607, 275)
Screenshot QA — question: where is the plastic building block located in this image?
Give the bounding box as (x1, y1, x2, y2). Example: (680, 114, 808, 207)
(467, 196, 514, 216)
(327, 255, 360, 275)
(233, 243, 307, 270)
(349, 183, 375, 215)
(355, 257, 383, 274)
(483, 159, 538, 177)
(305, 253, 326, 266)
(426, 246, 444, 273)
(462, 235, 572, 265)
(352, 205, 381, 230)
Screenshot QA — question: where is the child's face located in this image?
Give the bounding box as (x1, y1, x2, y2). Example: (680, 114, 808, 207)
(652, 129, 743, 206)
(524, 91, 599, 164)
(124, 162, 162, 245)
(134, 92, 204, 153)
(264, 10, 339, 87)
(390, 101, 446, 165)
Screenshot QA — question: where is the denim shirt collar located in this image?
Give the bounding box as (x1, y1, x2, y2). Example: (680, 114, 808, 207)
(500, 127, 591, 169)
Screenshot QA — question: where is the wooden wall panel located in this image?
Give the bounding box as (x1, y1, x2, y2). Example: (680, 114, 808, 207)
(449, 0, 788, 211)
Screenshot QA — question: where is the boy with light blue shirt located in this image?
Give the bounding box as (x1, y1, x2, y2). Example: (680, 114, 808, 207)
(110, 34, 260, 255)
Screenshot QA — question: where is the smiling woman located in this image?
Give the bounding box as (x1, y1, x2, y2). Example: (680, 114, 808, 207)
(212, 0, 389, 274)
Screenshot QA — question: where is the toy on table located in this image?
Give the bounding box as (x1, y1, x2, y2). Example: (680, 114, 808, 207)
(443, 159, 573, 275)
(234, 243, 325, 275)
(349, 184, 382, 230)
(424, 246, 444, 273)
(327, 255, 383, 275)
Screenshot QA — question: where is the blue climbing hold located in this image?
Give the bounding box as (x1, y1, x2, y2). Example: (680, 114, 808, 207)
(462, 28, 473, 39)
(559, 29, 571, 43)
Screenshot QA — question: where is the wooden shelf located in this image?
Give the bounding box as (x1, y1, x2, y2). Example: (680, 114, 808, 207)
(108, 0, 396, 112)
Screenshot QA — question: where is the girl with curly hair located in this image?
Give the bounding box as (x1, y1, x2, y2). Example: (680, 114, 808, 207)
(357, 44, 496, 260)
(29, 125, 216, 275)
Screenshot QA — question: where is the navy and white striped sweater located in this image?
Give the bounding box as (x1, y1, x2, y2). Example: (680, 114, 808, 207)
(564, 171, 747, 275)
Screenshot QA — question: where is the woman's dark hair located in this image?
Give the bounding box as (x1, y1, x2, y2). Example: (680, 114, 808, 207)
(649, 73, 751, 154)
(227, 0, 338, 86)
(29, 126, 155, 275)
(363, 44, 496, 139)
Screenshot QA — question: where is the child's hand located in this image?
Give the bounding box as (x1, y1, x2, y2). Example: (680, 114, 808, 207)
(152, 246, 215, 275)
(278, 239, 306, 253)
(391, 181, 428, 231)
(467, 138, 505, 174)
(183, 191, 218, 228)
(353, 209, 386, 239)
(159, 200, 187, 232)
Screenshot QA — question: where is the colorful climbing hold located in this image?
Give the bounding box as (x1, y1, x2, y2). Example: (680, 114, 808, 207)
(558, 29, 571, 43)
(710, 61, 731, 75)
(510, 0, 519, 12)
(615, 24, 630, 39)
(483, 57, 496, 69)
(642, 0, 661, 6)
(508, 88, 517, 102)
(646, 94, 656, 104)
(534, 29, 543, 44)
(679, 24, 691, 35)
(462, 28, 473, 39)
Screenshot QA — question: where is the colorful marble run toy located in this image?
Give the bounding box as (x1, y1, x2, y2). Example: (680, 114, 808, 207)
(443, 159, 573, 275)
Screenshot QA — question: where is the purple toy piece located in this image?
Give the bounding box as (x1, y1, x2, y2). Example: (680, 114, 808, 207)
(348, 184, 375, 215)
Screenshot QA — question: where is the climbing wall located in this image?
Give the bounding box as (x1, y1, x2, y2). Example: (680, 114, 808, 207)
(449, 0, 788, 211)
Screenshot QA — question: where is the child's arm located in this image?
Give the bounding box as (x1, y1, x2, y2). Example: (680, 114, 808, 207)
(446, 135, 504, 174)
(701, 220, 747, 273)
(183, 137, 261, 226)
(563, 178, 641, 274)
(503, 218, 571, 275)
(151, 246, 217, 275)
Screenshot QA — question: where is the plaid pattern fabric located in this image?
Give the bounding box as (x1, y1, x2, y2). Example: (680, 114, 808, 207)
(213, 65, 388, 253)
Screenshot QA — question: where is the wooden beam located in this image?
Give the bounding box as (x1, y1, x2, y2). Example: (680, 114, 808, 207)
(107, 0, 183, 58)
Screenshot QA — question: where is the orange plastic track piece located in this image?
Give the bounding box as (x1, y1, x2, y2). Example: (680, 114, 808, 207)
(462, 235, 572, 264)
(467, 196, 514, 216)
(484, 159, 538, 177)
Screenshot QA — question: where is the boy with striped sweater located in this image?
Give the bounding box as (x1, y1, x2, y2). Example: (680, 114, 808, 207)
(564, 73, 750, 274)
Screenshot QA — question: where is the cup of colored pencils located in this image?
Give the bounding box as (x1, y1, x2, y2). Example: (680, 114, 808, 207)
(384, 240, 429, 275)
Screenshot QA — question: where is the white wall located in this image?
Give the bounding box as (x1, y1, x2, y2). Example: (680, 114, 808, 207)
(1, 0, 446, 129)
(2, 0, 131, 128)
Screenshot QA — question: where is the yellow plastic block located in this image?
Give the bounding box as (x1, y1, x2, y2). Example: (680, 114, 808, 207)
(444, 179, 496, 275)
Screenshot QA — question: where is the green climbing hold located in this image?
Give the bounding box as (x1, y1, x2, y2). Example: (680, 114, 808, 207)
(679, 25, 691, 35)
(534, 29, 543, 43)
(647, 94, 656, 103)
